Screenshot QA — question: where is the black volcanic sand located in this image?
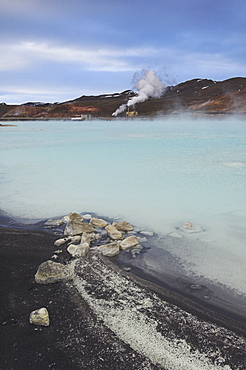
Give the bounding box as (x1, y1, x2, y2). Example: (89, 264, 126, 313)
(0, 222, 246, 369)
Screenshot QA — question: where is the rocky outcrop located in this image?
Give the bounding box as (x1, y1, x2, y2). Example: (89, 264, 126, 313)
(35, 260, 73, 284)
(29, 307, 50, 327)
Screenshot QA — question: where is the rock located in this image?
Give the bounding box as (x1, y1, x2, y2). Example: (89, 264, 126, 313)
(54, 237, 69, 247)
(29, 307, 50, 327)
(81, 232, 95, 245)
(179, 221, 203, 233)
(64, 220, 94, 236)
(82, 213, 92, 220)
(105, 224, 123, 240)
(140, 230, 154, 236)
(123, 267, 131, 272)
(93, 242, 120, 257)
(113, 221, 134, 232)
(131, 245, 143, 257)
(120, 236, 139, 250)
(68, 212, 83, 221)
(67, 243, 89, 257)
(45, 218, 64, 226)
(35, 260, 73, 284)
(90, 217, 108, 228)
(68, 235, 81, 244)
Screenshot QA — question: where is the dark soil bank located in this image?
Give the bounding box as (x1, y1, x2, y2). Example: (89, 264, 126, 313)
(0, 227, 157, 370)
(0, 226, 245, 369)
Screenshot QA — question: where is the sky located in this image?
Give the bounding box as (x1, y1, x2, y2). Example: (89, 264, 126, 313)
(0, 0, 245, 104)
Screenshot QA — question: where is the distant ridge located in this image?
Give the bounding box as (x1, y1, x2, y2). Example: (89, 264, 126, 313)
(1, 77, 245, 119)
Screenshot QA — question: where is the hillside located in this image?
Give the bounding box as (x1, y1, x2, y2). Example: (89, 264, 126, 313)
(0, 77, 245, 120)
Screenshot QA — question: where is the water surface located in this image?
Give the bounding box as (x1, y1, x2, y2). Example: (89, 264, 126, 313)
(1, 117, 246, 315)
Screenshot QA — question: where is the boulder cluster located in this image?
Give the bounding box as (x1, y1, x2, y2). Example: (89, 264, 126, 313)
(30, 212, 141, 326)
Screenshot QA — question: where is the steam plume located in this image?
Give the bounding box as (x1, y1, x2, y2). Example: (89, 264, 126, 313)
(112, 70, 165, 116)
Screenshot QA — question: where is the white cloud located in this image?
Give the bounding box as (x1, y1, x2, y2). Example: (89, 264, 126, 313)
(0, 40, 156, 73)
(1, 39, 243, 79)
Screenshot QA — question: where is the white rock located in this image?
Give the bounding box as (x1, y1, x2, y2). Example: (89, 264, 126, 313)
(93, 242, 120, 257)
(45, 219, 64, 226)
(90, 217, 108, 228)
(54, 238, 69, 247)
(120, 236, 139, 250)
(68, 235, 81, 244)
(82, 213, 92, 220)
(64, 220, 94, 236)
(105, 224, 123, 240)
(113, 221, 134, 232)
(140, 230, 154, 236)
(29, 307, 50, 327)
(67, 243, 89, 257)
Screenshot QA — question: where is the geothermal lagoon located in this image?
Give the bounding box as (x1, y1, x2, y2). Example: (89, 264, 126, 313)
(1, 117, 246, 319)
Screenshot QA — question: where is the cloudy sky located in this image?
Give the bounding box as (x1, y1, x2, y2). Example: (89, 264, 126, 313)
(0, 0, 245, 104)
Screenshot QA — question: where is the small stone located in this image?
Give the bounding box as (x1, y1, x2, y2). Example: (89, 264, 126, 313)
(82, 214, 92, 220)
(51, 254, 59, 259)
(54, 238, 69, 247)
(120, 236, 139, 250)
(67, 243, 89, 257)
(123, 267, 131, 272)
(105, 225, 123, 240)
(68, 235, 81, 244)
(90, 217, 108, 228)
(140, 230, 154, 236)
(45, 219, 64, 226)
(179, 221, 203, 233)
(35, 260, 73, 284)
(68, 212, 83, 221)
(113, 221, 134, 232)
(93, 242, 120, 257)
(29, 308, 50, 327)
(81, 232, 95, 245)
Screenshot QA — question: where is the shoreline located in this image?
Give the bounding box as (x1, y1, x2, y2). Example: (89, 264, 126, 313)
(1, 221, 246, 369)
(0, 211, 245, 325)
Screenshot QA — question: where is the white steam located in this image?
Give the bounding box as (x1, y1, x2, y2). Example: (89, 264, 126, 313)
(112, 70, 165, 116)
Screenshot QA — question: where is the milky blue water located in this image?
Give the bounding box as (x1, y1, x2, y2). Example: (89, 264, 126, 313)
(1, 118, 246, 305)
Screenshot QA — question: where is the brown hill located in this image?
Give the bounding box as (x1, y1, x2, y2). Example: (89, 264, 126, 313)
(0, 77, 245, 119)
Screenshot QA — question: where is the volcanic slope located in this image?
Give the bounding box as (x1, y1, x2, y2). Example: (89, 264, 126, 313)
(0, 77, 245, 119)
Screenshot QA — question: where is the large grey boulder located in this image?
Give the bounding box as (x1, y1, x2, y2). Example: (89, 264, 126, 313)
(105, 224, 123, 240)
(120, 236, 139, 250)
(29, 307, 50, 327)
(35, 260, 73, 284)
